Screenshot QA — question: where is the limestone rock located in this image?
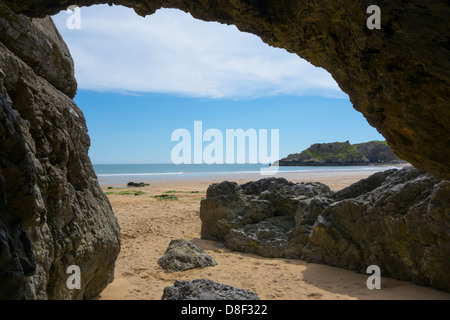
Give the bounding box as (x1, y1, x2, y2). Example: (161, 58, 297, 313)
(0, 84, 41, 300)
(157, 239, 217, 272)
(302, 167, 450, 292)
(224, 216, 301, 259)
(0, 3, 76, 97)
(333, 169, 399, 201)
(200, 178, 332, 259)
(295, 195, 335, 226)
(355, 141, 403, 164)
(200, 167, 450, 292)
(0, 5, 120, 299)
(161, 279, 260, 300)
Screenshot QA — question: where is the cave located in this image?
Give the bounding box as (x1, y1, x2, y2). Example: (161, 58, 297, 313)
(0, 0, 449, 299)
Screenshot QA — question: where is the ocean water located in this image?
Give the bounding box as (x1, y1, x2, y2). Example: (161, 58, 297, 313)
(93, 163, 401, 185)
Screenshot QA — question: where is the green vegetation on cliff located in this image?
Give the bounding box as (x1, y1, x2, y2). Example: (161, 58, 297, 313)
(302, 141, 363, 162)
(275, 140, 406, 166)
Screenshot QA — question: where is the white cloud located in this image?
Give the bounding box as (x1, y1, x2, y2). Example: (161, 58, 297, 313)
(53, 5, 345, 99)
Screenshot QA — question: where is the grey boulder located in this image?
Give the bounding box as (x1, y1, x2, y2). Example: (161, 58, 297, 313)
(162, 279, 260, 300)
(158, 239, 217, 272)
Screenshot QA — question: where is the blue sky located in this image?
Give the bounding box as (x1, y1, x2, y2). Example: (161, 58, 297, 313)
(53, 5, 384, 164)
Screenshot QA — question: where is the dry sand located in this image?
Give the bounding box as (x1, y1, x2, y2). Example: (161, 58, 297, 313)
(97, 171, 450, 300)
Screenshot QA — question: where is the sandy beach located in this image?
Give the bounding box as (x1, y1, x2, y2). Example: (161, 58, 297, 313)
(97, 170, 450, 300)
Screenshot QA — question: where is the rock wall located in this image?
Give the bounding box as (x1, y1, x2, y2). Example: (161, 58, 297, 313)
(200, 168, 450, 292)
(355, 141, 400, 163)
(303, 168, 450, 292)
(0, 3, 120, 299)
(1, 0, 449, 180)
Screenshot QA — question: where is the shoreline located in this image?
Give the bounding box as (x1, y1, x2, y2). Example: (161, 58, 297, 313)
(96, 165, 409, 188)
(97, 167, 450, 300)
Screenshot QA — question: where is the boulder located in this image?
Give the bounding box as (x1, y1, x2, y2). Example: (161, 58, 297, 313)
(157, 239, 217, 272)
(127, 182, 149, 187)
(162, 279, 260, 300)
(200, 178, 332, 259)
(303, 167, 450, 292)
(200, 167, 450, 292)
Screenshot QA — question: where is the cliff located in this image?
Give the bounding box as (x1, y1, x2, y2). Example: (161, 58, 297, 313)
(275, 141, 407, 166)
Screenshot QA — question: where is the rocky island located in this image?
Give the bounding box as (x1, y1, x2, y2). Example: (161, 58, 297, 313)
(274, 141, 408, 166)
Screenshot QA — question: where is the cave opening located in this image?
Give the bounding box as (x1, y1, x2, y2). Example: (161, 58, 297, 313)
(44, 5, 422, 300)
(1, 1, 449, 300)
(52, 4, 386, 169)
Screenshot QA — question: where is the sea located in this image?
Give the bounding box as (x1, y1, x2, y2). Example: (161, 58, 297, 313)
(93, 163, 403, 186)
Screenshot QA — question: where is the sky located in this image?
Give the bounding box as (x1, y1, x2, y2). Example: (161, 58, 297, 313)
(52, 5, 385, 164)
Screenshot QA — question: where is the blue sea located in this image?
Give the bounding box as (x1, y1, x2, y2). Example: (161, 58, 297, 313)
(93, 163, 402, 186)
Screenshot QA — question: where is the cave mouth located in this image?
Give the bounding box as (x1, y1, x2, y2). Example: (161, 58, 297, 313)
(1, 0, 449, 300)
(6, 0, 450, 179)
(52, 4, 386, 168)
